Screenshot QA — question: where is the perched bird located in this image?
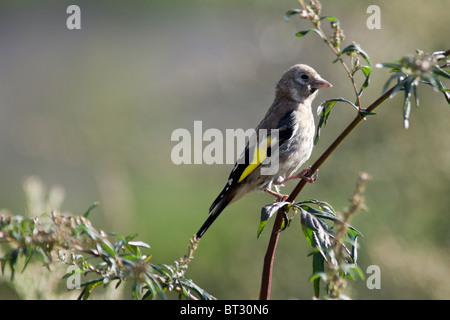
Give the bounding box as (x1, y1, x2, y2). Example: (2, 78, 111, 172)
(196, 64, 331, 238)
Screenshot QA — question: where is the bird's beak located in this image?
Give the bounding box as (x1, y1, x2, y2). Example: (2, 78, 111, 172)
(313, 77, 332, 89)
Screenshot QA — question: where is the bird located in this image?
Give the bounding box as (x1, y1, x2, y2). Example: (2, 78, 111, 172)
(196, 64, 332, 239)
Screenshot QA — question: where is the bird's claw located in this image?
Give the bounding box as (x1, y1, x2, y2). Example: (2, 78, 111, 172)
(282, 166, 319, 184)
(264, 188, 289, 201)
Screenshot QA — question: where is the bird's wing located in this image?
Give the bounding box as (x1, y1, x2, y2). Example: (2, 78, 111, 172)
(209, 109, 297, 212)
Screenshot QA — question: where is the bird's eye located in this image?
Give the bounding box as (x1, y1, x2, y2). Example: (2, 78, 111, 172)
(300, 74, 309, 80)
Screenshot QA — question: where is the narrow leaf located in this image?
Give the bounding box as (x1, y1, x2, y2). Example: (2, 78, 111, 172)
(376, 61, 401, 71)
(258, 201, 291, 238)
(427, 76, 450, 105)
(84, 202, 100, 218)
(284, 9, 302, 21)
(433, 66, 450, 79)
(315, 98, 357, 144)
(311, 252, 325, 298)
(300, 208, 332, 258)
(320, 15, 339, 23)
(340, 44, 372, 66)
(341, 263, 365, 281)
(413, 83, 419, 107)
(296, 29, 323, 39)
(357, 66, 372, 96)
(402, 77, 414, 129)
(128, 241, 151, 249)
(351, 235, 359, 264)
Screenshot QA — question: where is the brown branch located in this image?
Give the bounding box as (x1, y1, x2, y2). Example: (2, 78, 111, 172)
(258, 82, 400, 300)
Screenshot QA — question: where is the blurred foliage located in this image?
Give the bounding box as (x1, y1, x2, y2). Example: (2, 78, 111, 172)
(0, 179, 212, 300)
(258, 175, 366, 300)
(378, 49, 450, 128)
(0, 0, 450, 299)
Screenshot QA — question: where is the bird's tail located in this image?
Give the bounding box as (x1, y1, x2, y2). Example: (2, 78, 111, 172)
(196, 189, 236, 239)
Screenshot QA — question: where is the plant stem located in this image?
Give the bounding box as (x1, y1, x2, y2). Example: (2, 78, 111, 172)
(258, 81, 400, 300)
(297, 0, 363, 109)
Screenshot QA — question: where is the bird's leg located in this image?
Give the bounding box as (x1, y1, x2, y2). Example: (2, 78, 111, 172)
(282, 166, 318, 184)
(264, 188, 289, 201)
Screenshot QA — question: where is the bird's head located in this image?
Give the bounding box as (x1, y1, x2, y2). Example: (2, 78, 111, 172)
(276, 64, 332, 103)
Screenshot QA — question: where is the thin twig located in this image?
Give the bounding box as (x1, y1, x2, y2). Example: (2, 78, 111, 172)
(297, 0, 363, 109)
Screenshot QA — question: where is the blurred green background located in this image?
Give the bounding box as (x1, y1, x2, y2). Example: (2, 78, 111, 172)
(0, 0, 449, 299)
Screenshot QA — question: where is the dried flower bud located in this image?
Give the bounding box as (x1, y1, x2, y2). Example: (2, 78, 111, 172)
(310, 0, 322, 15)
(299, 10, 308, 18)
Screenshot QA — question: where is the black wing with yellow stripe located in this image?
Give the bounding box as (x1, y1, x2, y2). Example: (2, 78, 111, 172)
(197, 110, 297, 238)
(208, 109, 297, 212)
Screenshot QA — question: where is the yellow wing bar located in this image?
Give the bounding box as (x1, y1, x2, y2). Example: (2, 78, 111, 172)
(238, 136, 276, 183)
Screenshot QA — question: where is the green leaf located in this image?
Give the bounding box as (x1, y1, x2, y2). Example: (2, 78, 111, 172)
(426, 76, 450, 105)
(402, 77, 415, 129)
(8, 249, 19, 281)
(131, 281, 141, 300)
(100, 241, 116, 257)
(320, 15, 339, 23)
(390, 76, 408, 99)
(310, 252, 326, 298)
(347, 225, 363, 239)
(296, 204, 337, 223)
(284, 9, 302, 21)
(442, 90, 450, 104)
(179, 281, 190, 300)
(298, 199, 336, 211)
(433, 65, 450, 79)
(178, 278, 216, 300)
(62, 266, 83, 279)
(296, 28, 323, 39)
(351, 235, 359, 264)
(78, 278, 104, 300)
(257, 201, 291, 238)
(339, 43, 372, 66)
(318, 97, 358, 113)
(256, 221, 267, 239)
(128, 241, 151, 249)
(315, 97, 360, 144)
(300, 208, 332, 259)
(77, 286, 88, 300)
(413, 83, 419, 107)
(356, 65, 372, 96)
(341, 263, 365, 281)
(376, 61, 401, 71)
(150, 264, 170, 278)
(1, 258, 7, 275)
(144, 272, 166, 300)
(83, 202, 100, 218)
(315, 100, 336, 144)
(21, 248, 35, 273)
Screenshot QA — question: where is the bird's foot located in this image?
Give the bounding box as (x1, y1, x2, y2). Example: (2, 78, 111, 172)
(282, 166, 318, 184)
(264, 188, 289, 201)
